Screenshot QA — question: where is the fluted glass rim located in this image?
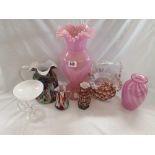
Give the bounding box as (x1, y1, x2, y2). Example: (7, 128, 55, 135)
(131, 73, 148, 84)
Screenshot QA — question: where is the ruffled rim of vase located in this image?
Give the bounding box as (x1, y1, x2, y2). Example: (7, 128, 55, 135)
(131, 73, 148, 84)
(56, 24, 94, 42)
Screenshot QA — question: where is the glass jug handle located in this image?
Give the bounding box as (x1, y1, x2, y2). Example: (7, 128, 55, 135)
(116, 62, 123, 91)
(19, 65, 30, 81)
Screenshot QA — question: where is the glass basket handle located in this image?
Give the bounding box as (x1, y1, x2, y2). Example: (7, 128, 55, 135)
(116, 62, 123, 91)
(19, 65, 30, 81)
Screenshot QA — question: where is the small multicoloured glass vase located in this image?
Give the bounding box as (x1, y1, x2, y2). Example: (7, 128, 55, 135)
(55, 85, 70, 110)
(121, 73, 148, 110)
(78, 82, 91, 110)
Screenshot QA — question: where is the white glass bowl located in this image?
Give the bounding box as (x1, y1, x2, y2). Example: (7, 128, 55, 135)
(13, 80, 43, 101)
(13, 80, 44, 121)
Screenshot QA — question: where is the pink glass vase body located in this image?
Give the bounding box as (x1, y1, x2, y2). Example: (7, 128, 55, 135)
(57, 24, 94, 100)
(121, 74, 148, 110)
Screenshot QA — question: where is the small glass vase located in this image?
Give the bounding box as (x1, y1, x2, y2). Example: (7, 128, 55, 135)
(55, 85, 70, 110)
(121, 74, 148, 110)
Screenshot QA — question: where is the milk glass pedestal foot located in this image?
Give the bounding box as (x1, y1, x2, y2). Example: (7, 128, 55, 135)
(13, 80, 44, 121)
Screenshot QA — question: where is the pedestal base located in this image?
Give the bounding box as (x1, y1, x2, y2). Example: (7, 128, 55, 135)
(66, 83, 79, 100)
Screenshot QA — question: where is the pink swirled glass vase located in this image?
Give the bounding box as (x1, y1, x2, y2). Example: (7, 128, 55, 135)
(121, 74, 148, 110)
(57, 24, 94, 100)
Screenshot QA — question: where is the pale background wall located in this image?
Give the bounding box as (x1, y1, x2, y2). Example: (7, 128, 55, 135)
(0, 19, 155, 91)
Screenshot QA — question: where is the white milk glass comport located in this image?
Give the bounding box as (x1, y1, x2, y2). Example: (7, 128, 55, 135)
(13, 80, 44, 121)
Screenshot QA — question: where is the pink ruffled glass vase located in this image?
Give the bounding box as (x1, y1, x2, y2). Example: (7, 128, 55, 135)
(57, 24, 94, 100)
(121, 74, 148, 110)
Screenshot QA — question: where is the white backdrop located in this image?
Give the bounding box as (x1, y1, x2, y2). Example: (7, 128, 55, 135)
(0, 19, 155, 134)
